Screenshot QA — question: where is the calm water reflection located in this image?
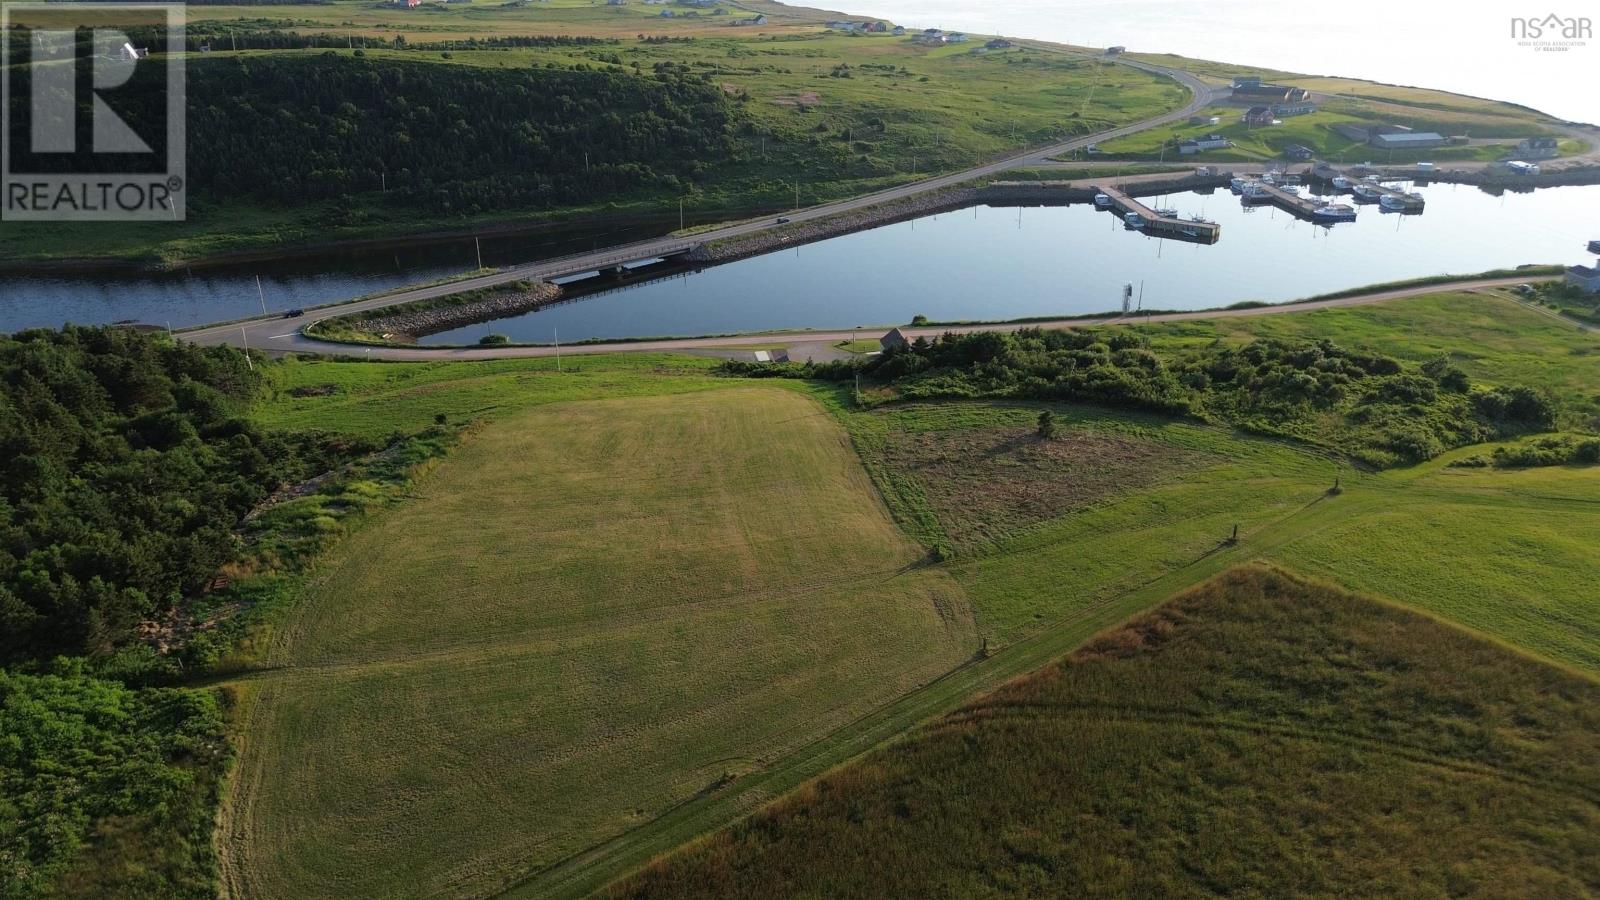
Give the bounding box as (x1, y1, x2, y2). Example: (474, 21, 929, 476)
(421, 183, 1599, 345)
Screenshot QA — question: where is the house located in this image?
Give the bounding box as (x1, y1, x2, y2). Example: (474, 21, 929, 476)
(893, 25, 906, 36)
(1243, 106, 1275, 126)
(863, 21, 887, 33)
(1272, 100, 1317, 117)
(911, 32, 946, 45)
(880, 328, 910, 351)
(985, 38, 1013, 49)
(1370, 131, 1446, 150)
(947, 32, 969, 43)
(1105, 45, 1126, 55)
(1230, 75, 1311, 104)
(1515, 136, 1560, 160)
(1566, 263, 1600, 293)
(393, 0, 422, 7)
(1283, 143, 1315, 161)
(731, 14, 766, 25)
(1179, 134, 1230, 155)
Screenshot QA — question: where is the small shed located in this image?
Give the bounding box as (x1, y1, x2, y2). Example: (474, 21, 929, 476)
(880, 328, 909, 351)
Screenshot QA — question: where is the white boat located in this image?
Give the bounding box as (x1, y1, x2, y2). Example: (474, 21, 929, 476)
(1352, 183, 1382, 201)
(1230, 176, 1248, 191)
(1241, 183, 1271, 201)
(1331, 175, 1353, 189)
(1153, 207, 1179, 218)
(1278, 184, 1301, 197)
(1312, 203, 1357, 223)
(1124, 211, 1147, 228)
(1094, 193, 1114, 208)
(1405, 191, 1426, 207)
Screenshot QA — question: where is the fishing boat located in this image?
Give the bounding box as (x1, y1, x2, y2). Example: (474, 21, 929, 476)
(1311, 203, 1357, 223)
(1153, 207, 1179, 218)
(1379, 194, 1407, 211)
(1241, 183, 1272, 202)
(1405, 191, 1426, 208)
(1230, 176, 1248, 192)
(1094, 193, 1114, 208)
(1330, 175, 1353, 189)
(1123, 211, 1147, 228)
(1351, 183, 1382, 202)
(1278, 184, 1302, 197)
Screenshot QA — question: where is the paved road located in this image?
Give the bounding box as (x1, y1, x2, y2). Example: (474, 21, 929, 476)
(280, 276, 1560, 362)
(184, 56, 1217, 355)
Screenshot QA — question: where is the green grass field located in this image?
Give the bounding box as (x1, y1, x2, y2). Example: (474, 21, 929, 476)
(225, 289, 1600, 897)
(616, 565, 1600, 898)
(221, 386, 979, 898)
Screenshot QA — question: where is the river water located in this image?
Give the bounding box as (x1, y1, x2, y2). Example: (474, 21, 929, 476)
(414, 182, 1599, 345)
(3, 183, 1595, 341)
(0, 218, 688, 333)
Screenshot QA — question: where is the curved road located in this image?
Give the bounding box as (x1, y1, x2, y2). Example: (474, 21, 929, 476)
(184, 56, 1217, 355)
(236, 276, 1560, 362)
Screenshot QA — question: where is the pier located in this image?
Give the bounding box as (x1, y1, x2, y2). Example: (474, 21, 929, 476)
(1092, 184, 1222, 243)
(1248, 181, 1323, 220)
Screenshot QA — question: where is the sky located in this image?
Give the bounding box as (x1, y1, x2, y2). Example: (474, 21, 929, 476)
(846, 0, 1596, 124)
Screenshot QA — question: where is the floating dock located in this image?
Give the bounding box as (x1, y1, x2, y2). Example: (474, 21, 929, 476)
(1092, 184, 1222, 244)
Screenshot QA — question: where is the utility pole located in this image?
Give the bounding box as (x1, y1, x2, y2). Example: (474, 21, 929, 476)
(255, 275, 267, 316)
(554, 327, 561, 373)
(794, 182, 800, 211)
(475, 237, 483, 270)
(239, 327, 253, 370)
(679, 197, 685, 231)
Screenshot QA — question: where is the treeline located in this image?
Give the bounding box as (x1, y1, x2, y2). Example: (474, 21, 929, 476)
(724, 329, 1558, 467)
(4, 53, 739, 215)
(189, 56, 735, 215)
(0, 327, 367, 665)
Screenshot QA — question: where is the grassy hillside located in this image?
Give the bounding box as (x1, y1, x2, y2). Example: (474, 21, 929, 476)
(616, 565, 1600, 898)
(221, 386, 978, 899)
(229, 289, 1600, 896)
(6, 5, 1185, 266)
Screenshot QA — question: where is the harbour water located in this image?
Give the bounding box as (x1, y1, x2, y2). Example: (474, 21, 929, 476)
(416, 182, 1599, 345)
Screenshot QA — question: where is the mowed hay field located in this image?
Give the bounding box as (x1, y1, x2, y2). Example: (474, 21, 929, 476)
(618, 566, 1600, 899)
(221, 387, 978, 899)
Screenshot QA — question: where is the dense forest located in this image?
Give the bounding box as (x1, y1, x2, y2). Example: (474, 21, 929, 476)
(5, 51, 740, 215)
(726, 329, 1559, 467)
(0, 327, 360, 665)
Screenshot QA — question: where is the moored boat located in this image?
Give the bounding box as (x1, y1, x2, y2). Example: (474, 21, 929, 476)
(1311, 203, 1357, 223)
(1352, 183, 1382, 201)
(1124, 211, 1147, 228)
(1094, 193, 1114, 208)
(1331, 175, 1353, 189)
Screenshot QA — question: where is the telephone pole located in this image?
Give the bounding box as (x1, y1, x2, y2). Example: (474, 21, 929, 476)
(475, 237, 483, 270)
(255, 276, 267, 316)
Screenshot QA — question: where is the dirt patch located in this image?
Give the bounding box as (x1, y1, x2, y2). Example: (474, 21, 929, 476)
(771, 91, 820, 108)
(882, 425, 1205, 549)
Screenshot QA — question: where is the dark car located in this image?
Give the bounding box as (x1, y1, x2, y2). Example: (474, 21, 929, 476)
(776, 217, 792, 224)
(282, 308, 304, 318)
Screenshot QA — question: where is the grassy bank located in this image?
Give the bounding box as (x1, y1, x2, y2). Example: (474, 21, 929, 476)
(617, 565, 1600, 898)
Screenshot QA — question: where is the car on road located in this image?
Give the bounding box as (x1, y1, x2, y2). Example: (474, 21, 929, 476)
(282, 308, 304, 318)
(776, 217, 792, 224)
